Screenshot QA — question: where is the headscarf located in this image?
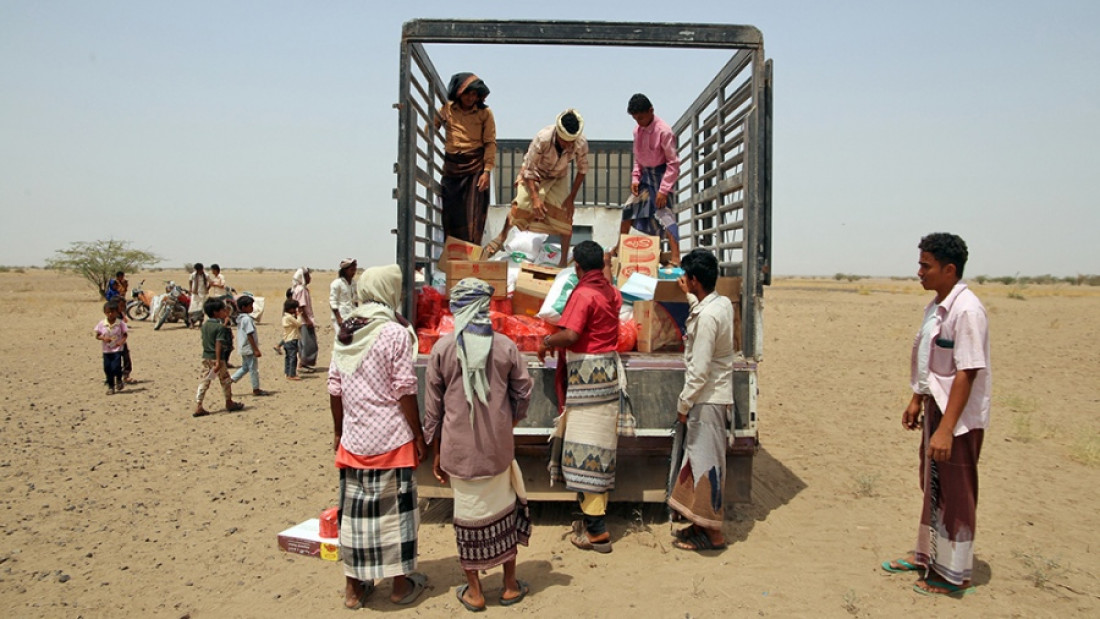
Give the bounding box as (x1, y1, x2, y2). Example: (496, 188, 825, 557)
(449, 278, 494, 425)
(291, 267, 309, 290)
(446, 72, 490, 108)
(332, 264, 416, 375)
(555, 108, 584, 142)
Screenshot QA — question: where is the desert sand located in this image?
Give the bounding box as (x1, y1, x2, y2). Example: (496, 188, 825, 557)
(1, 269, 1098, 618)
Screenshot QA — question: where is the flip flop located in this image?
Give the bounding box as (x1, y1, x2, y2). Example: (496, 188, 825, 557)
(499, 579, 530, 607)
(393, 572, 427, 605)
(881, 558, 922, 573)
(345, 580, 375, 610)
(672, 529, 728, 552)
(454, 584, 485, 612)
(913, 579, 975, 597)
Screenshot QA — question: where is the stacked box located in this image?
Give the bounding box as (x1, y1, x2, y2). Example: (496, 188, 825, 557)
(512, 263, 561, 317)
(446, 261, 508, 298)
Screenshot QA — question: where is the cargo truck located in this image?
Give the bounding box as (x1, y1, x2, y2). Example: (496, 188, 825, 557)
(394, 19, 772, 503)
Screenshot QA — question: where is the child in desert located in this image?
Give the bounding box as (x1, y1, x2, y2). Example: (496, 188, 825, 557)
(94, 302, 128, 395)
(194, 298, 245, 417)
(281, 299, 303, 381)
(230, 295, 267, 396)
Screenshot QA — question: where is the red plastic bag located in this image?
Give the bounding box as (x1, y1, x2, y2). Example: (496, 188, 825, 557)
(415, 286, 446, 330)
(489, 310, 511, 333)
(437, 313, 455, 335)
(416, 329, 439, 355)
(617, 319, 638, 353)
(319, 506, 339, 538)
(490, 297, 513, 315)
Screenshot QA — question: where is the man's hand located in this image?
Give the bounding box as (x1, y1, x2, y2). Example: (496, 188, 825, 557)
(656, 191, 669, 208)
(255, 350, 262, 358)
(902, 399, 922, 430)
(928, 429, 953, 462)
(532, 195, 546, 220)
(432, 454, 449, 485)
(333, 434, 341, 453)
(677, 275, 691, 294)
(414, 436, 428, 462)
(630, 181, 639, 196)
(677, 413, 688, 424)
(476, 172, 490, 192)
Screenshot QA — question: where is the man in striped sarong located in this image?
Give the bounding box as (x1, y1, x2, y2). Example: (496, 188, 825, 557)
(540, 241, 627, 553)
(882, 233, 991, 597)
(424, 278, 534, 611)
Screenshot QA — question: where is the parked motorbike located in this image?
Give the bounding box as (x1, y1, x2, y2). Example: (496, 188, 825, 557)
(153, 281, 194, 330)
(125, 279, 154, 321)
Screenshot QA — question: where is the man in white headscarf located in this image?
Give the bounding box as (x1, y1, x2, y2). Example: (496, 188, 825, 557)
(329, 258, 358, 332)
(481, 109, 588, 267)
(328, 264, 428, 610)
(423, 278, 534, 611)
(290, 267, 318, 371)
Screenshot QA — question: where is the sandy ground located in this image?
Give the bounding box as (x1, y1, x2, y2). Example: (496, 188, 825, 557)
(1, 269, 1098, 618)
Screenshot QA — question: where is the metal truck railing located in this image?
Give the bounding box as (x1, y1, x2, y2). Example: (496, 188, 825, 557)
(395, 19, 772, 502)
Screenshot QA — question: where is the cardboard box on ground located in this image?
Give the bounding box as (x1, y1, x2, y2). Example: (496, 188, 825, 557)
(635, 277, 742, 353)
(277, 519, 340, 561)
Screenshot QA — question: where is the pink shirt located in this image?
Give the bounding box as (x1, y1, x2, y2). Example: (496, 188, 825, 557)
(95, 319, 128, 353)
(328, 323, 419, 456)
(909, 282, 992, 435)
(631, 115, 680, 195)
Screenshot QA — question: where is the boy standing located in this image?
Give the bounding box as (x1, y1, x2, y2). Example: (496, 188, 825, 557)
(883, 233, 991, 596)
(94, 302, 128, 395)
(194, 298, 245, 417)
(231, 296, 267, 396)
(281, 299, 303, 381)
(625, 93, 682, 265)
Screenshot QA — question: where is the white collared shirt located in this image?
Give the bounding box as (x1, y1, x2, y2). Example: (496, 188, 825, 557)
(909, 282, 992, 435)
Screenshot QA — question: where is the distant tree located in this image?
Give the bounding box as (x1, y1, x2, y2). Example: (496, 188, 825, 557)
(45, 239, 162, 298)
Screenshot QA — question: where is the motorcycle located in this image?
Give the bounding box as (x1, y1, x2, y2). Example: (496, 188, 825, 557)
(153, 281, 194, 330)
(124, 279, 154, 321)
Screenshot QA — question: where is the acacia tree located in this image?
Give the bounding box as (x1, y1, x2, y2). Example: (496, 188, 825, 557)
(46, 239, 162, 298)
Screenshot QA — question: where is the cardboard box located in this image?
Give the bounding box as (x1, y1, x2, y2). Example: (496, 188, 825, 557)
(617, 234, 660, 283)
(511, 290, 544, 317)
(511, 263, 562, 317)
(437, 236, 483, 275)
(516, 263, 560, 297)
(446, 261, 508, 298)
(636, 278, 744, 353)
(277, 518, 340, 561)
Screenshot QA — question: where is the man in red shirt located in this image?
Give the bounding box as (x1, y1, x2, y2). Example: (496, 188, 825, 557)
(540, 241, 625, 553)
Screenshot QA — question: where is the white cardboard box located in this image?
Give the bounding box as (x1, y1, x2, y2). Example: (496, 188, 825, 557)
(277, 518, 340, 561)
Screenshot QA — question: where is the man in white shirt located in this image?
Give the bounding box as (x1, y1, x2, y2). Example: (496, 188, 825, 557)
(883, 233, 991, 597)
(668, 249, 734, 552)
(329, 258, 357, 330)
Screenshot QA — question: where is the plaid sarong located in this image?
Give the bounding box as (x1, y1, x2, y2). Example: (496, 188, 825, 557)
(338, 467, 419, 581)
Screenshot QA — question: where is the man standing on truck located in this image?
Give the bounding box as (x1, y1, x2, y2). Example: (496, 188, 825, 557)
(668, 248, 733, 551)
(882, 233, 990, 597)
(540, 240, 624, 553)
(433, 72, 496, 245)
(624, 93, 682, 266)
(482, 109, 587, 267)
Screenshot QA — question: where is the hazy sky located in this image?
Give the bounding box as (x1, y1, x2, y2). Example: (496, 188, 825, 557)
(2, 1, 1097, 277)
